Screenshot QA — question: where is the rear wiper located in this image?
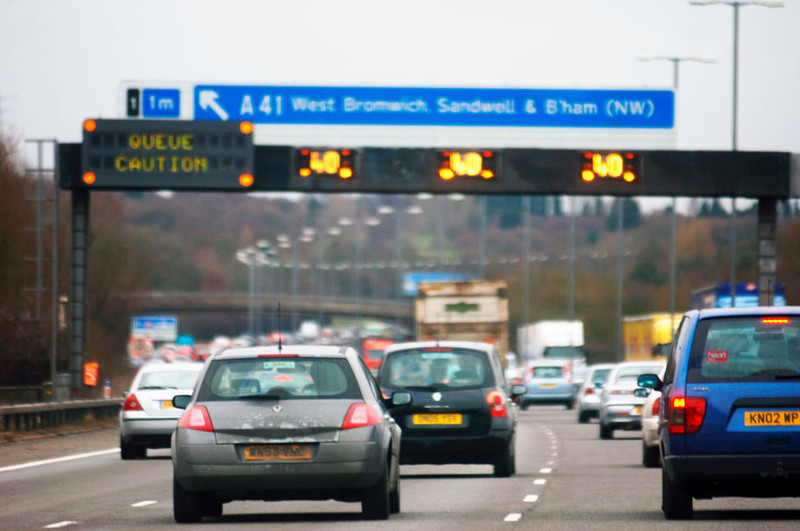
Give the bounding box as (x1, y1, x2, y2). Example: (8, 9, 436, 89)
(403, 385, 442, 391)
(774, 373, 800, 380)
(236, 394, 284, 400)
(138, 385, 172, 390)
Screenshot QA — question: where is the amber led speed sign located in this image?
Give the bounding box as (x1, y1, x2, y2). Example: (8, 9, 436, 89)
(581, 151, 638, 183)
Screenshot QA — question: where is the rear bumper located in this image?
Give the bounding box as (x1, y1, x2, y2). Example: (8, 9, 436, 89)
(120, 418, 178, 447)
(664, 454, 800, 498)
(521, 394, 573, 405)
(601, 403, 643, 429)
(400, 429, 513, 465)
(173, 440, 383, 493)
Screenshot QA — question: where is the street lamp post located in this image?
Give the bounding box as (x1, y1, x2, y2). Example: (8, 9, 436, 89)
(690, 0, 784, 307)
(637, 54, 714, 333)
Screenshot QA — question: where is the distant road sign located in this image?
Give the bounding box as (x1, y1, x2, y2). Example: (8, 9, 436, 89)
(193, 85, 674, 129)
(131, 315, 178, 342)
(142, 88, 180, 118)
(79, 119, 254, 190)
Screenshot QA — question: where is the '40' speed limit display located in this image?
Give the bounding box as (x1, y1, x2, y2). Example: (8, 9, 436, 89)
(438, 151, 496, 181)
(296, 149, 355, 179)
(581, 152, 638, 183)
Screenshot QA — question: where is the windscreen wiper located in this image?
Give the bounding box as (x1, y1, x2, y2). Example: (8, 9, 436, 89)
(774, 373, 800, 380)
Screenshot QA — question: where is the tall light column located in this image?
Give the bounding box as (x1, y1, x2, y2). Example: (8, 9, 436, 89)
(690, 0, 784, 307)
(637, 54, 714, 331)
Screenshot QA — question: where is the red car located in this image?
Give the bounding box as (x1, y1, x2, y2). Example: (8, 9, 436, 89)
(361, 338, 393, 376)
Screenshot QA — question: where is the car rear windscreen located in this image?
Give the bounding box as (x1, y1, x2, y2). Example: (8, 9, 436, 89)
(687, 316, 800, 383)
(197, 357, 361, 400)
(382, 347, 491, 389)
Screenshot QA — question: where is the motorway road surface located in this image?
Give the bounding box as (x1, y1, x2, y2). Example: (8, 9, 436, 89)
(2, 407, 800, 529)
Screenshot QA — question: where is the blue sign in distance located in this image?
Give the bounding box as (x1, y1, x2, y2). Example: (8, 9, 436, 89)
(193, 86, 673, 129)
(131, 315, 178, 341)
(142, 89, 180, 118)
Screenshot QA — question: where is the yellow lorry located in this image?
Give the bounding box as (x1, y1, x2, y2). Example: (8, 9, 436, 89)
(622, 313, 682, 361)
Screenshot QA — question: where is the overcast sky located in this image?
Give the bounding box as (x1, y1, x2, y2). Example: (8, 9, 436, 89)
(1, 0, 797, 155)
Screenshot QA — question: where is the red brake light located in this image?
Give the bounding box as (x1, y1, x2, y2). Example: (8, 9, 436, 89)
(486, 389, 508, 418)
(667, 395, 706, 434)
(762, 318, 790, 325)
(561, 366, 572, 383)
(584, 387, 595, 396)
(651, 398, 660, 416)
(123, 393, 143, 412)
(342, 403, 382, 430)
(178, 406, 214, 432)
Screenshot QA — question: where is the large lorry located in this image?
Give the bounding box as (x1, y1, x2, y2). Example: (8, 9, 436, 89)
(622, 313, 682, 361)
(415, 279, 509, 362)
(517, 320, 585, 364)
(691, 282, 786, 309)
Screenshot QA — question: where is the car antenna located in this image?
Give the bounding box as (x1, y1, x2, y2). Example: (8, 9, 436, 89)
(277, 303, 283, 352)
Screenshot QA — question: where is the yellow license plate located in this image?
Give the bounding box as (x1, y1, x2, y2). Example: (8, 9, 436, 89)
(745, 411, 800, 427)
(633, 406, 642, 415)
(160, 400, 175, 409)
(540, 383, 558, 388)
(413, 413, 463, 425)
(244, 444, 312, 461)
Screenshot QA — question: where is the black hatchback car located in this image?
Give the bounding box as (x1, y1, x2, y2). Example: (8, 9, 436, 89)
(377, 340, 525, 477)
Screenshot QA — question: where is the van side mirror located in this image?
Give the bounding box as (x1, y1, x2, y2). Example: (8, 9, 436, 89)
(637, 373, 662, 391)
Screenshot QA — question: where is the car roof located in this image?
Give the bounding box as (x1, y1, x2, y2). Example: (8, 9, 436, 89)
(694, 306, 800, 319)
(609, 360, 666, 371)
(137, 361, 204, 373)
(384, 340, 495, 355)
(212, 344, 351, 360)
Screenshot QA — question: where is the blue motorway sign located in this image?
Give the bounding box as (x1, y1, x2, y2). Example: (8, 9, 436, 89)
(193, 86, 674, 129)
(131, 315, 178, 341)
(142, 89, 180, 118)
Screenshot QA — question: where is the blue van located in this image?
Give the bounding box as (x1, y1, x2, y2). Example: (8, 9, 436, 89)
(638, 307, 800, 519)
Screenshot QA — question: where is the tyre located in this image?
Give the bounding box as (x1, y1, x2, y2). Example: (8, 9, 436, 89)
(120, 436, 145, 460)
(565, 401, 574, 410)
(662, 466, 693, 519)
(203, 496, 223, 518)
(494, 439, 514, 478)
(642, 440, 660, 468)
(389, 461, 400, 514)
(362, 463, 390, 520)
(173, 476, 203, 523)
(599, 421, 613, 440)
(577, 410, 590, 424)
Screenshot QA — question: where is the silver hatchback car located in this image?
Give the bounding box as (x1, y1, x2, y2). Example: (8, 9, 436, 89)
(170, 344, 408, 523)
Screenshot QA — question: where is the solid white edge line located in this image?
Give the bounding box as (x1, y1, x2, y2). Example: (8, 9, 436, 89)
(0, 448, 119, 473)
(504, 513, 522, 522)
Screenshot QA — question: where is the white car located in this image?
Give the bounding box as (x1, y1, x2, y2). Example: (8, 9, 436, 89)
(598, 360, 666, 440)
(120, 361, 204, 459)
(640, 364, 667, 467)
(574, 363, 616, 423)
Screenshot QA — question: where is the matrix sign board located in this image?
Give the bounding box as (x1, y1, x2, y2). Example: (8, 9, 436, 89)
(80, 119, 254, 190)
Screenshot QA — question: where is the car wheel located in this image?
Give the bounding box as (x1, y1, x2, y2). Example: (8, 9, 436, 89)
(389, 459, 400, 514)
(662, 466, 693, 519)
(565, 401, 574, 410)
(520, 402, 529, 411)
(599, 421, 613, 440)
(642, 440, 660, 468)
(362, 463, 390, 520)
(120, 436, 145, 460)
(203, 496, 223, 518)
(173, 475, 204, 523)
(493, 439, 514, 478)
(577, 410, 590, 424)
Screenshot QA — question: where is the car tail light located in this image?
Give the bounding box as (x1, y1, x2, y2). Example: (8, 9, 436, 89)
(561, 366, 572, 383)
(123, 393, 143, 412)
(651, 398, 659, 416)
(486, 389, 508, 418)
(342, 403, 382, 430)
(177, 406, 214, 432)
(584, 386, 595, 396)
(610, 389, 633, 396)
(667, 395, 706, 434)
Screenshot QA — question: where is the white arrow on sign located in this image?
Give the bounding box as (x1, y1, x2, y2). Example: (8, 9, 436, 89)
(199, 90, 229, 120)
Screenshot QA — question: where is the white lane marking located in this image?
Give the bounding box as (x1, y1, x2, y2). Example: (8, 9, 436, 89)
(0, 448, 119, 473)
(504, 513, 522, 522)
(539, 467, 552, 474)
(534, 478, 547, 485)
(524, 494, 539, 503)
(45, 522, 77, 529)
(131, 500, 158, 507)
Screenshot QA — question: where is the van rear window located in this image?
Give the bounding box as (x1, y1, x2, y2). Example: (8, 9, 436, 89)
(687, 317, 800, 383)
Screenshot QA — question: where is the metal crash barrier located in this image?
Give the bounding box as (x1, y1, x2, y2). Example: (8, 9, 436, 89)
(0, 399, 122, 434)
